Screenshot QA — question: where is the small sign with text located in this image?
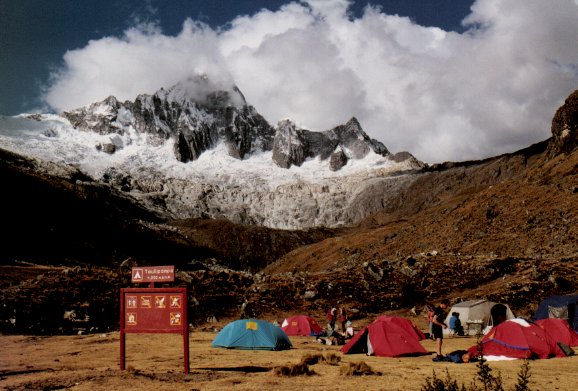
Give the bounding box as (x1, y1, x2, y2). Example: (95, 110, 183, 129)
(131, 266, 175, 283)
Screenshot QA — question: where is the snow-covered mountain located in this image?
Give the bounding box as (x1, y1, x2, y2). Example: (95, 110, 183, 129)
(63, 76, 275, 163)
(0, 78, 424, 229)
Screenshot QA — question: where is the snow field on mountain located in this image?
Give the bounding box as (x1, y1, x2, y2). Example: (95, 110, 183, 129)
(0, 114, 407, 189)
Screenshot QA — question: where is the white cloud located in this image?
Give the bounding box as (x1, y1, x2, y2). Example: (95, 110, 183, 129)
(44, 20, 232, 110)
(43, 0, 578, 163)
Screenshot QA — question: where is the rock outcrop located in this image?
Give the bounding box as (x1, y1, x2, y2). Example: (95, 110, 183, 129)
(272, 119, 308, 168)
(329, 146, 348, 171)
(548, 89, 578, 156)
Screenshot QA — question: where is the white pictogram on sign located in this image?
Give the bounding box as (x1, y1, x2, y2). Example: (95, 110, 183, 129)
(141, 296, 151, 308)
(127, 296, 137, 308)
(170, 312, 181, 325)
(170, 296, 181, 308)
(132, 268, 143, 281)
(155, 296, 166, 308)
(127, 313, 137, 325)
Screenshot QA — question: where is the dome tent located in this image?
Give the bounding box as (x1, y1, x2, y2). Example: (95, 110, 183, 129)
(532, 294, 578, 331)
(341, 316, 427, 357)
(372, 315, 426, 341)
(212, 319, 292, 351)
(535, 318, 578, 347)
(467, 319, 564, 360)
(281, 315, 324, 336)
(444, 299, 515, 335)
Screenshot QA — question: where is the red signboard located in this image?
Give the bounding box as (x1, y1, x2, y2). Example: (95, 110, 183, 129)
(120, 287, 188, 373)
(131, 266, 175, 284)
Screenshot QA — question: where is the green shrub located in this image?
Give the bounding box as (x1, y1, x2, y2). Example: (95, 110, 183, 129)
(514, 360, 531, 391)
(421, 342, 532, 391)
(421, 369, 466, 391)
(473, 355, 503, 391)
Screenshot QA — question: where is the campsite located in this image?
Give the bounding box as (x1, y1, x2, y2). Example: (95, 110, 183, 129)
(1, 47, 577, 391)
(2, 312, 578, 391)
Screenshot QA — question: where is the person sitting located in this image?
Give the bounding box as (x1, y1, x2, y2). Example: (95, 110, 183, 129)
(344, 321, 354, 339)
(316, 332, 345, 346)
(331, 332, 346, 345)
(316, 336, 331, 345)
(449, 312, 465, 336)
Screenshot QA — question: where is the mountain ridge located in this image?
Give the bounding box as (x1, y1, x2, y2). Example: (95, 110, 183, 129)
(0, 78, 424, 229)
(61, 76, 408, 172)
(0, 86, 576, 334)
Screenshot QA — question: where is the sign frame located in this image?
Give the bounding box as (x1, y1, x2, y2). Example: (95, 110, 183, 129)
(120, 287, 189, 373)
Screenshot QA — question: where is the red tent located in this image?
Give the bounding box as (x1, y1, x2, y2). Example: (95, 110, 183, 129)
(341, 318, 427, 357)
(468, 319, 564, 360)
(373, 315, 427, 341)
(535, 318, 578, 347)
(281, 315, 324, 336)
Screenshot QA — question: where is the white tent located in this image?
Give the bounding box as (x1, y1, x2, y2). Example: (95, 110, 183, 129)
(443, 299, 515, 336)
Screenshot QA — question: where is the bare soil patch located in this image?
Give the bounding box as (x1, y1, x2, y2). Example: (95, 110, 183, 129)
(2, 325, 577, 391)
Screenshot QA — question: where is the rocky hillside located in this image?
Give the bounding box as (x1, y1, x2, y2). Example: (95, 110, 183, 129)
(0, 147, 338, 270)
(0, 90, 576, 334)
(260, 90, 578, 316)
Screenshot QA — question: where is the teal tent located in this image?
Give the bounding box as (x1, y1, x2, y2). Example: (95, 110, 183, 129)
(211, 319, 292, 350)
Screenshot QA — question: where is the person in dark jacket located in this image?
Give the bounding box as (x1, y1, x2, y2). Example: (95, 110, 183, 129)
(431, 299, 450, 359)
(433, 349, 473, 363)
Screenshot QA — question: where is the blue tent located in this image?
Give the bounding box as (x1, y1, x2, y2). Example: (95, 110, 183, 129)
(533, 294, 578, 331)
(212, 319, 292, 350)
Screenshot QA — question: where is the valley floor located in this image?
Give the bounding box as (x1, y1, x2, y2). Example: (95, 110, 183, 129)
(2, 326, 577, 390)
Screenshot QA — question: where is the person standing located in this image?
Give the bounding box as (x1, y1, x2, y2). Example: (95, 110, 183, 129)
(431, 299, 450, 360)
(339, 307, 347, 332)
(327, 303, 337, 332)
(330, 304, 337, 332)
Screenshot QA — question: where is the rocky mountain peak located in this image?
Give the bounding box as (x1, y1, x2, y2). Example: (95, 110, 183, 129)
(330, 116, 389, 159)
(161, 76, 247, 109)
(271, 116, 395, 170)
(63, 95, 124, 136)
(61, 78, 415, 171)
(63, 78, 275, 163)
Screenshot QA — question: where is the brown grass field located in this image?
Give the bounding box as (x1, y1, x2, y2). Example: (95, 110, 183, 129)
(2, 316, 578, 391)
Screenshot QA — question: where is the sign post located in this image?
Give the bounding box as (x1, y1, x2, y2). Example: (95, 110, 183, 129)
(120, 266, 189, 374)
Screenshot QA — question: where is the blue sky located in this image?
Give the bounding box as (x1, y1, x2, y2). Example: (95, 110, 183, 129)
(1, 0, 577, 162)
(1, 0, 471, 116)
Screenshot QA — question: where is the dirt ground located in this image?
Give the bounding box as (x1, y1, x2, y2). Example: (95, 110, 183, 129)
(2, 318, 577, 391)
